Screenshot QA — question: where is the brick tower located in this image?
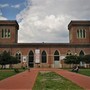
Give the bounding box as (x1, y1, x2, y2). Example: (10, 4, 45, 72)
(68, 21, 90, 44)
(0, 20, 19, 44)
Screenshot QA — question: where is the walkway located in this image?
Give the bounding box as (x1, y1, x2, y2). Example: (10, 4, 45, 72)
(0, 68, 90, 90)
(0, 69, 38, 90)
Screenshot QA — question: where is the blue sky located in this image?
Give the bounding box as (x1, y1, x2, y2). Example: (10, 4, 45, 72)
(0, 0, 26, 20)
(0, 0, 90, 43)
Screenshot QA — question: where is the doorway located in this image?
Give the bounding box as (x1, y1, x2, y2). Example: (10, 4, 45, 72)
(28, 51, 34, 67)
(54, 50, 60, 68)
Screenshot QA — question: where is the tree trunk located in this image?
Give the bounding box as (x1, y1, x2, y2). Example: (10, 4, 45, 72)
(9, 64, 13, 68)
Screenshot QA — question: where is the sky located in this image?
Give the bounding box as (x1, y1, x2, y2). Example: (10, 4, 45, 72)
(0, 0, 90, 43)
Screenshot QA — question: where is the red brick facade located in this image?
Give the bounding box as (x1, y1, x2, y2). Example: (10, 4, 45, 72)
(0, 20, 90, 68)
(0, 20, 19, 44)
(68, 21, 90, 44)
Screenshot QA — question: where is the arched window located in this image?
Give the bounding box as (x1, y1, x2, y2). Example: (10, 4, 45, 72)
(54, 50, 59, 61)
(67, 50, 72, 55)
(80, 29, 82, 38)
(1, 29, 11, 38)
(29, 51, 34, 62)
(5, 29, 7, 37)
(16, 52, 21, 61)
(42, 51, 47, 63)
(8, 29, 10, 38)
(83, 30, 85, 38)
(79, 50, 84, 56)
(77, 29, 79, 38)
(2, 29, 4, 38)
(77, 29, 86, 38)
(28, 51, 34, 67)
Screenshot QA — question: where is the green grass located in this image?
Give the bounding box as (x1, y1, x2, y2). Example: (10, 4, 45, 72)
(0, 70, 16, 80)
(67, 69, 90, 76)
(0, 68, 26, 80)
(33, 71, 83, 90)
(78, 69, 90, 76)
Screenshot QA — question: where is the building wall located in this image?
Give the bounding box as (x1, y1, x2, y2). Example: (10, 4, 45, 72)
(0, 20, 19, 44)
(0, 46, 90, 68)
(0, 20, 90, 68)
(69, 26, 90, 44)
(0, 26, 18, 44)
(68, 21, 90, 44)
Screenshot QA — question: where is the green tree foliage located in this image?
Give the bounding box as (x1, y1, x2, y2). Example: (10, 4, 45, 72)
(64, 55, 81, 64)
(0, 51, 20, 68)
(83, 54, 90, 64)
(9, 56, 20, 68)
(78, 55, 84, 62)
(0, 51, 11, 68)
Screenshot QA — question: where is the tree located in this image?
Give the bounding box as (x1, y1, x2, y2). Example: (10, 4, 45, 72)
(83, 54, 90, 68)
(9, 56, 20, 68)
(83, 54, 90, 63)
(64, 55, 81, 68)
(0, 51, 11, 68)
(0, 51, 20, 69)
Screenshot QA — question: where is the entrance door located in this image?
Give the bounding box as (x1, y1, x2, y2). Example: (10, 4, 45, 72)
(29, 51, 34, 67)
(54, 50, 60, 68)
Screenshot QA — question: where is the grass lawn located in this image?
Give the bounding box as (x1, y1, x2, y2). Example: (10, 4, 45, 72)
(67, 69, 90, 76)
(33, 71, 83, 90)
(78, 69, 90, 76)
(0, 68, 26, 80)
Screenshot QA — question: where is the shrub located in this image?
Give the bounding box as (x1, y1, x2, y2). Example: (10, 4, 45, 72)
(14, 68, 19, 73)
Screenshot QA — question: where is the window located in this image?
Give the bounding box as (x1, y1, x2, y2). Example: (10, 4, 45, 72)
(77, 29, 86, 38)
(54, 50, 59, 61)
(79, 50, 84, 56)
(77, 30, 79, 38)
(8, 29, 11, 38)
(16, 52, 21, 61)
(42, 51, 47, 63)
(5, 29, 7, 37)
(2, 29, 4, 38)
(67, 50, 72, 55)
(83, 30, 85, 38)
(1, 29, 11, 38)
(29, 51, 34, 62)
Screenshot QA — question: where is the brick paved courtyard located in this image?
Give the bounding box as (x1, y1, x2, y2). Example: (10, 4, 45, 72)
(0, 68, 90, 90)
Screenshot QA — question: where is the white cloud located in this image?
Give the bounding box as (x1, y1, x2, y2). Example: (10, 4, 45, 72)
(0, 4, 9, 8)
(0, 10, 7, 20)
(16, 0, 90, 43)
(11, 4, 20, 9)
(0, 16, 7, 20)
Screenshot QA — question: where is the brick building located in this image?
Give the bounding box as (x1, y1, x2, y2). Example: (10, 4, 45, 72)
(0, 20, 90, 68)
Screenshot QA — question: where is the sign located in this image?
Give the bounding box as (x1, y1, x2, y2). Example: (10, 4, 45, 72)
(35, 49, 40, 63)
(60, 56, 65, 60)
(23, 56, 27, 62)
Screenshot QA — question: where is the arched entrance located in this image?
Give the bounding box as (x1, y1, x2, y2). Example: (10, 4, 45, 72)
(54, 50, 60, 68)
(79, 50, 84, 56)
(79, 50, 85, 67)
(41, 51, 47, 63)
(28, 51, 34, 67)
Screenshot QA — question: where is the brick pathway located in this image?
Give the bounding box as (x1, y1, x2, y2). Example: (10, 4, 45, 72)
(54, 69, 90, 90)
(0, 69, 38, 90)
(0, 68, 90, 90)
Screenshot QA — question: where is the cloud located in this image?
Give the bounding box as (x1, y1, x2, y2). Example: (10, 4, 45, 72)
(0, 10, 7, 20)
(0, 16, 7, 20)
(11, 4, 20, 9)
(16, 0, 90, 43)
(0, 4, 9, 8)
